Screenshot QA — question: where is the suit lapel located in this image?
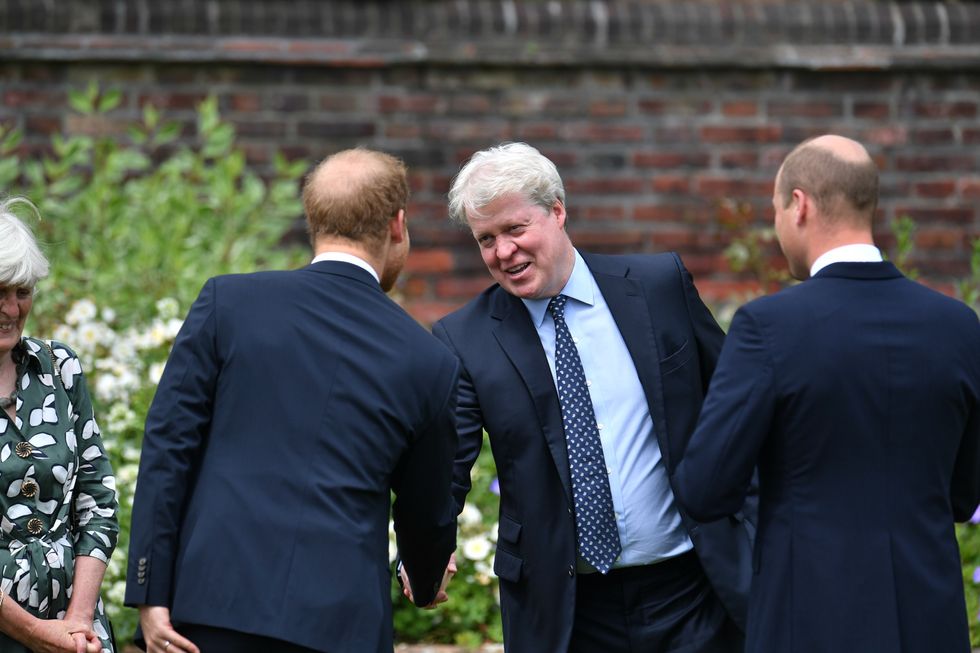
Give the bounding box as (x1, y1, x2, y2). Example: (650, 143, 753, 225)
(585, 255, 673, 470)
(490, 292, 573, 506)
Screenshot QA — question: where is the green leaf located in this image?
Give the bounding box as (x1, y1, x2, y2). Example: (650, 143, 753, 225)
(143, 104, 159, 130)
(98, 89, 123, 113)
(68, 88, 93, 114)
(127, 126, 147, 145)
(1, 127, 23, 154)
(0, 158, 18, 187)
(154, 121, 181, 145)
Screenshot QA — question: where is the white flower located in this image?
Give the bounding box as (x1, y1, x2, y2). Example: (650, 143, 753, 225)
(462, 535, 492, 561)
(66, 299, 97, 325)
(459, 503, 483, 527)
(148, 362, 166, 385)
(101, 307, 116, 324)
(155, 297, 180, 320)
(51, 325, 75, 345)
(75, 322, 103, 351)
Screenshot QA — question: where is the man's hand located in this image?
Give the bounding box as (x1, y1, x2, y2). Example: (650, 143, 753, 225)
(138, 605, 200, 653)
(400, 553, 458, 609)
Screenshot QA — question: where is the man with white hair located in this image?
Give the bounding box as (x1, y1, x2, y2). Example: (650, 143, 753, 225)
(426, 143, 755, 653)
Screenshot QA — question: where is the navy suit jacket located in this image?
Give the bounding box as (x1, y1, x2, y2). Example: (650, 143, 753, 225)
(675, 261, 980, 653)
(433, 252, 756, 653)
(124, 261, 459, 653)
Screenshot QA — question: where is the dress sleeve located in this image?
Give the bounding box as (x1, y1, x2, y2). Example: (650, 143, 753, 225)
(51, 341, 120, 562)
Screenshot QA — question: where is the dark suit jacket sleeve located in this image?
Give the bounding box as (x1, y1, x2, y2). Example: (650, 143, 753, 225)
(675, 253, 725, 391)
(675, 306, 774, 522)
(951, 395, 980, 522)
(390, 356, 460, 607)
(124, 278, 220, 607)
(431, 321, 486, 514)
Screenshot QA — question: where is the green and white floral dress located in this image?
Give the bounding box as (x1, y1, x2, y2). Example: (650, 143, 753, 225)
(0, 337, 119, 652)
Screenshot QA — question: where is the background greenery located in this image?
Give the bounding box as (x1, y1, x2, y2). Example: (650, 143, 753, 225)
(2, 90, 978, 647)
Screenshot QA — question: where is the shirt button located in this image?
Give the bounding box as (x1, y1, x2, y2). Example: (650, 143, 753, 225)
(597, 423, 604, 430)
(15, 442, 32, 458)
(586, 380, 592, 387)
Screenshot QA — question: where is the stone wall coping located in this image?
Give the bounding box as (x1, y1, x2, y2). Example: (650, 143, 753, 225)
(1, 1, 979, 69)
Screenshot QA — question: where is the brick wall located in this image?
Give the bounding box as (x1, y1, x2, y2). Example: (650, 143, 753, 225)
(1, 0, 978, 323)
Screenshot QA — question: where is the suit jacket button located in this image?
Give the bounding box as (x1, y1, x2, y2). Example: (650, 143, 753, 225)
(137, 577, 145, 585)
(568, 566, 575, 577)
(26, 517, 43, 535)
(21, 479, 38, 498)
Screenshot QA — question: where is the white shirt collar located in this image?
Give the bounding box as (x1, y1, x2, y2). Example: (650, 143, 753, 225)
(311, 252, 380, 284)
(522, 249, 595, 328)
(810, 244, 883, 277)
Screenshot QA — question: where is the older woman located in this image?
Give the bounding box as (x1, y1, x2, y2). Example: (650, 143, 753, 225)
(0, 197, 118, 653)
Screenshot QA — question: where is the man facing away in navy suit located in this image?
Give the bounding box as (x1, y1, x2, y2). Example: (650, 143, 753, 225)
(124, 148, 459, 653)
(675, 135, 980, 653)
(414, 142, 755, 653)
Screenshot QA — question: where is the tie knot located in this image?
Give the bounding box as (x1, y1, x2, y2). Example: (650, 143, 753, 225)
(547, 294, 568, 320)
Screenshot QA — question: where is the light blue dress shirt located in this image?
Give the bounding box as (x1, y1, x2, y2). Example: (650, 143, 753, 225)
(522, 250, 692, 571)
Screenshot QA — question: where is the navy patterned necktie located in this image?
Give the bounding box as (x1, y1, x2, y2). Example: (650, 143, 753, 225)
(548, 294, 622, 574)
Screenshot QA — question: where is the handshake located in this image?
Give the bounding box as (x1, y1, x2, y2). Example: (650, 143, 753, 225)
(398, 553, 458, 609)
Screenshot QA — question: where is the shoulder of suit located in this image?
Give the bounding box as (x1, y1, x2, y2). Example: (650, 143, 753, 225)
(434, 281, 503, 329)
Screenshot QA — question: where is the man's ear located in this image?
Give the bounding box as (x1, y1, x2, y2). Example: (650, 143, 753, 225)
(792, 189, 808, 227)
(389, 209, 407, 244)
(553, 201, 567, 230)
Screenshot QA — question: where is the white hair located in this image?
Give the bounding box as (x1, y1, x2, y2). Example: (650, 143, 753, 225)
(0, 197, 49, 288)
(447, 142, 565, 224)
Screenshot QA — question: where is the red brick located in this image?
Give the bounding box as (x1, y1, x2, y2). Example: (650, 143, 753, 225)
(893, 207, 974, 224)
(718, 151, 759, 169)
(226, 93, 261, 112)
(960, 179, 980, 198)
(435, 277, 494, 299)
(386, 124, 422, 139)
(589, 100, 627, 117)
(914, 102, 977, 118)
(3, 89, 64, 108)
(696, 177, 772, 198)
(378, 95, 443, 114)
(910, 128, 955, 145)
(638, 99, 712, 115)
(401, 276, 429, 299)
(651, 176, 692, 194)
(722, 101, 758, 117)
(321, 95, 360, 111)
(451, 95, 492, 114)
(578, 124, 646, 142)
(700, 126, 781, 143)
(914, 181, 956, 198)
(853, 102, 890, 120)
(138, 92, 207, 110)
(964, 129, 980, 145)
(633, 152, 709, 168)
(649, 230, 697, 250)
(915, 229, 962, 250)
(571, 230, 646, 248)
(405, 249, 453, 274)
(25, 115, 60, 134)
(564, 178, 645, 195)
(516, 123, 559, 140)
(896, 156, 976, 172)
(767, 101, 841, 118)
(580, 205, 626, 221)
(862, 126, 907, 146)
(633, 205, 684, 222)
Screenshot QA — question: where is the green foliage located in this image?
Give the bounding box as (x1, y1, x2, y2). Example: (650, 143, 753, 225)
(887, 215, 919, 280)
(8, 85, 307, 333)
(2, 87, 309, 644)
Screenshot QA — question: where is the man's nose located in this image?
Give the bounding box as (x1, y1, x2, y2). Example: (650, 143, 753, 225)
(495, 237, 517, 260)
